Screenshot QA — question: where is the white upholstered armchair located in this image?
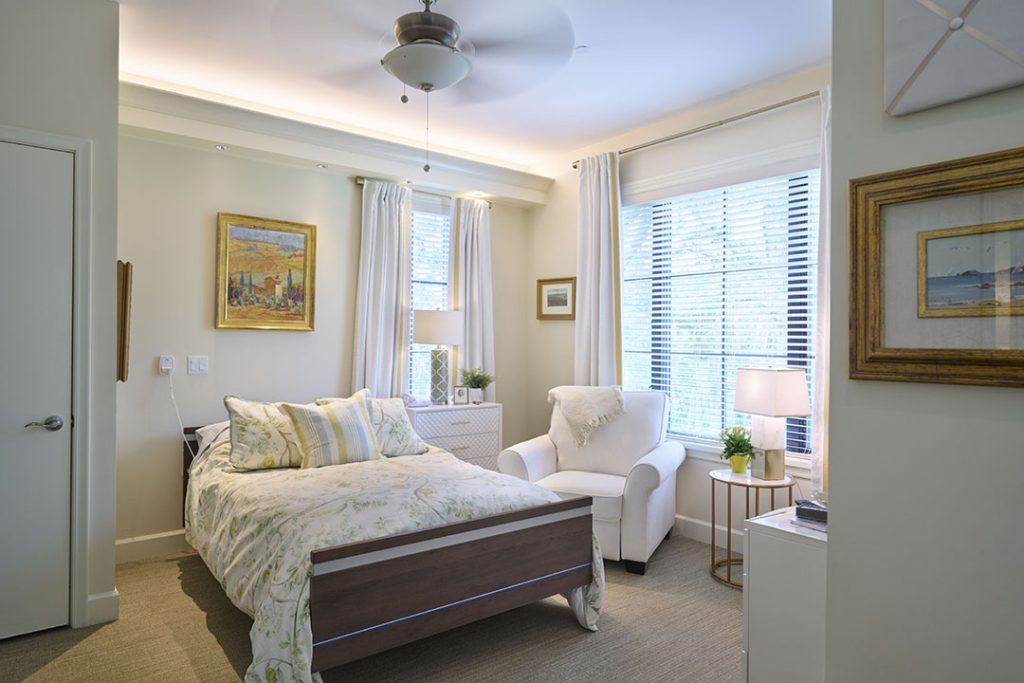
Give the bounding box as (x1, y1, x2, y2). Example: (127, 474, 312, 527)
(498, 391, 685, 574)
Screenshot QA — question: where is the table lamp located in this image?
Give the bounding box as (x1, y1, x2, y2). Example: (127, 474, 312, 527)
(734, 367, 810, 480)
(413, 309, 463, 405)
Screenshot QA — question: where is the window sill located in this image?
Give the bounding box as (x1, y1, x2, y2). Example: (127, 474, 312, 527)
(667, 434, 813, 481)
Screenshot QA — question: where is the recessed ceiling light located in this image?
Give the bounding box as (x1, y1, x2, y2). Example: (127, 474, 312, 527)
(471, 191, 488, 198)
(316, 163, 328, 169)
(214, 144, 229, 151)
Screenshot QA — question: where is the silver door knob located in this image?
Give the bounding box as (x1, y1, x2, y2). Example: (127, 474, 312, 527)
(24, 416, 64, 431)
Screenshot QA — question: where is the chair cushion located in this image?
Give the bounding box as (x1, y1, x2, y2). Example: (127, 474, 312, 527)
(535, 470, 625, 521)
(550, 391, 669, 477)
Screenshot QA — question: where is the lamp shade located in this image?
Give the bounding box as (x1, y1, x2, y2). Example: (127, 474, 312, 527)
(413, 310, 463, 346)
(734, 367, 810, 417)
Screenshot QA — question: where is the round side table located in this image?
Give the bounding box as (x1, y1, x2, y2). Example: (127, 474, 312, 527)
(709, 468, 795, 589)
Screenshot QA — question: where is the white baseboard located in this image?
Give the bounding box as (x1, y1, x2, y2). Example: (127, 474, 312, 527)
(674, 514, 745, 553)
(116, 529, 192, 564)
(80, 589, 119, 627)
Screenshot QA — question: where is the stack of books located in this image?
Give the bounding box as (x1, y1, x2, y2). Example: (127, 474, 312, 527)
(793, 499, 828, 532)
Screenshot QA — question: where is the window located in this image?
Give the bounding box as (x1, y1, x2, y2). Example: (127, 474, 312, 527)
(620, 170, 820, 454)
(407, 197, 452, 399)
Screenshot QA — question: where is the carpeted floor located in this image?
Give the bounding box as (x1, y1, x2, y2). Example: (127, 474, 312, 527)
(0, 536, 742, 682)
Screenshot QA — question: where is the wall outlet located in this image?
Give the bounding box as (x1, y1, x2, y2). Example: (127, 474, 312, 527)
(187, 355, 209, 375)
(158, 355, 175, 375)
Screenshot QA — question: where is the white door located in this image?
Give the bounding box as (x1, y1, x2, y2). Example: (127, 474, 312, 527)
(0, 139, 74, 638)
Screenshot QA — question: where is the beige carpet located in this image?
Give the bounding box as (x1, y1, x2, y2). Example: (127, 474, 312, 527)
(0, 537, 742, 682)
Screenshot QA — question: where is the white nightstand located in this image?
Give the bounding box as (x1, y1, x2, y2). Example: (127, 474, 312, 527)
(406, 402, 502, 471)
(743, 506, 826, 683)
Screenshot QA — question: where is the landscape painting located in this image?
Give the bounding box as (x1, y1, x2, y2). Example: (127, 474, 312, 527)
(216, 213, 316, 330)
(537, 277, 576, 320)
(918, 220, 1024, 318)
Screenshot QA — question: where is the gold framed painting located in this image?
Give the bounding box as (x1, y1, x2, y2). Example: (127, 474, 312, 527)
(849, 146, 1024, 387)
(216, 213, 316, 331)
(537, 277, 576, 320)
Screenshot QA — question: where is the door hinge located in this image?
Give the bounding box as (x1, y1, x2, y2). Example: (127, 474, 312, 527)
(70, 415, 75, 429)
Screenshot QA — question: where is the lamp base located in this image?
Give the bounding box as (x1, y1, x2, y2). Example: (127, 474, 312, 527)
(430, 347, 450, 405)
(752, 448, 786, 480)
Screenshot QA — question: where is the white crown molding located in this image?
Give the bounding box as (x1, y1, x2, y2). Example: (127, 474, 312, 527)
(621, 138, 820, 204)
(119, 83, 553, 206)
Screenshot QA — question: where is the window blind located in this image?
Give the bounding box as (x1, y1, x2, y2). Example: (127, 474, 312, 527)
(407, 197, 452, 399)
(620, 169, 820, 454)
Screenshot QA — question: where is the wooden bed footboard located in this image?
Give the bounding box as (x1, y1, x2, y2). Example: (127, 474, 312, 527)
(308, 496, 594, 672)
(182, 427, 594, 673)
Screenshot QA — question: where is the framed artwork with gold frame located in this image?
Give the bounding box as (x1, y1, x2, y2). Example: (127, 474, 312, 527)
(536, 277, 576, 320)
(216, 213, 316, 331)
(849, 146, 1024, 387)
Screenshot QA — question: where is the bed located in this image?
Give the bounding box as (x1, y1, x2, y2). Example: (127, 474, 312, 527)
(182, 427, 602, 683)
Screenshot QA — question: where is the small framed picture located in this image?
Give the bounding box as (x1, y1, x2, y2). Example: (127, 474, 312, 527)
(537, 277, 576, 320)
(452, 386, 470, 405)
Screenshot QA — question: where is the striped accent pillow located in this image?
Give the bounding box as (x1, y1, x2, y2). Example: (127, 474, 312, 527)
(283, 396, 382, 468)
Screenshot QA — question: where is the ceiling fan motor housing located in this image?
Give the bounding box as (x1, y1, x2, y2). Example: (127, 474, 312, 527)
(393, 10, 461, 48)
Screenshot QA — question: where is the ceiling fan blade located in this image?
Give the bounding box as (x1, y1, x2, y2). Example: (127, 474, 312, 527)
(444, 74, 517, 105)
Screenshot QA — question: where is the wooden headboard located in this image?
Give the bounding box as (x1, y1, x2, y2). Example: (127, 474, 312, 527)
(182, 427, 199, 525)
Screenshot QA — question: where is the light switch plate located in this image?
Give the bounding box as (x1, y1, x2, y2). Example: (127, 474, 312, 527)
(187, 355, 209, 375)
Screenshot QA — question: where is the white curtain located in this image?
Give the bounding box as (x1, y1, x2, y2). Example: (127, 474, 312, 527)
(453, 198, 496, 401)
(812, 86, 831, 494)
(351, 180, 412, 397)
(574, 153, 621, 386)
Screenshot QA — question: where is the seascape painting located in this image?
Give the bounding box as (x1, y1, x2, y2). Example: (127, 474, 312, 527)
(216, 214, 316, 330)
(918, 220, 1024, 318)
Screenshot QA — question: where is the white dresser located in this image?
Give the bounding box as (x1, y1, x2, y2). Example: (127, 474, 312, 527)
(743, 506, 826, 683)
(406, 403, 502, 471)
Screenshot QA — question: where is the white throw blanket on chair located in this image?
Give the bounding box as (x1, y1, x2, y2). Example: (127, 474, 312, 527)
(548, 385, 625, 447)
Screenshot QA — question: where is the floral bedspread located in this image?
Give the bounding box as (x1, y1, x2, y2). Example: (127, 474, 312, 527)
(185, 437, 603, 683)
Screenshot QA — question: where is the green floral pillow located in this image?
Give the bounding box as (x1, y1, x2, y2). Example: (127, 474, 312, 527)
(224, 396, 303, 470)
(316, 391, 429, 457)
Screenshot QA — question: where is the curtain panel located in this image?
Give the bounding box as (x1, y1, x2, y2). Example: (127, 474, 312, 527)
(351, 180, 412, 398)
(453, 198, 495, 401)
(574, 152, 622, 386)
(812, 86, 831, 495)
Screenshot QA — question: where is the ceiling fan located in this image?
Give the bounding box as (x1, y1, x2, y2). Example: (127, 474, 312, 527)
(374, 0, 575, 103)
(367, 0, 574, 170)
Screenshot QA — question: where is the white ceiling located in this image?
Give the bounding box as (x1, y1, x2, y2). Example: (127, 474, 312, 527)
(118, 0, 831, 170)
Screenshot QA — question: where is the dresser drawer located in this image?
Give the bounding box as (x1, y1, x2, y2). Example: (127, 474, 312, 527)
(411, 407, 500, 438)
(427, 433, 501, 465)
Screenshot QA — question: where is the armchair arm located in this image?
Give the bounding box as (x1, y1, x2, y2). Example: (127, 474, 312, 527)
(497, 435, 557, 483)
(624, 441, 686, 497)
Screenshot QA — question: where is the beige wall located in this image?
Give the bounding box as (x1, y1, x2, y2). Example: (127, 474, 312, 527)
(827, 2, 1024, 681)
(522, 67, 829, 544)
(116, 133, 532, 547)
(0, 0, 119, 625)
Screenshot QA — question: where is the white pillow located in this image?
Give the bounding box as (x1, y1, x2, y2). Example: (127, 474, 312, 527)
(283, 395, 381, 468)
(195, 420, 230, 455)
(224, 396, 304, 470)
(317, 390, 428, 457)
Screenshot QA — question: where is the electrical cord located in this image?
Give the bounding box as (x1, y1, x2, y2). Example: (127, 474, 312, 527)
(169, 371, 196, 459)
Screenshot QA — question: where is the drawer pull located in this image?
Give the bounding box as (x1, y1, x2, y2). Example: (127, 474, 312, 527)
(450, 420, 471, 426)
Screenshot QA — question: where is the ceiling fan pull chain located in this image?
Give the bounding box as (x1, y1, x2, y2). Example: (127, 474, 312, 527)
(424, 90, 431, 173)
(401, 83, 409, 104)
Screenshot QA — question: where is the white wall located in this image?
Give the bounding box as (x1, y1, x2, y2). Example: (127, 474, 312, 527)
(116, 132, 533, 554)
(827, 2, 1024, 681)
(0, 0, 119, 625)
(522, 66, 829, 546)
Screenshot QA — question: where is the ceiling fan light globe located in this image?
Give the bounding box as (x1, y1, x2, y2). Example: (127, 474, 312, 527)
(381, 41, 471, 92)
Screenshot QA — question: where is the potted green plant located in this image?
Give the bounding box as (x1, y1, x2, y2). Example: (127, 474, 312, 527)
(459, 368, 495, 404)
(719, 426, 754, 474)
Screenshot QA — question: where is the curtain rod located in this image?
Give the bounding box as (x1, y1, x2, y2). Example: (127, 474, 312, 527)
(571, 90, 820, 169)
(354, 176, 491, 208)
